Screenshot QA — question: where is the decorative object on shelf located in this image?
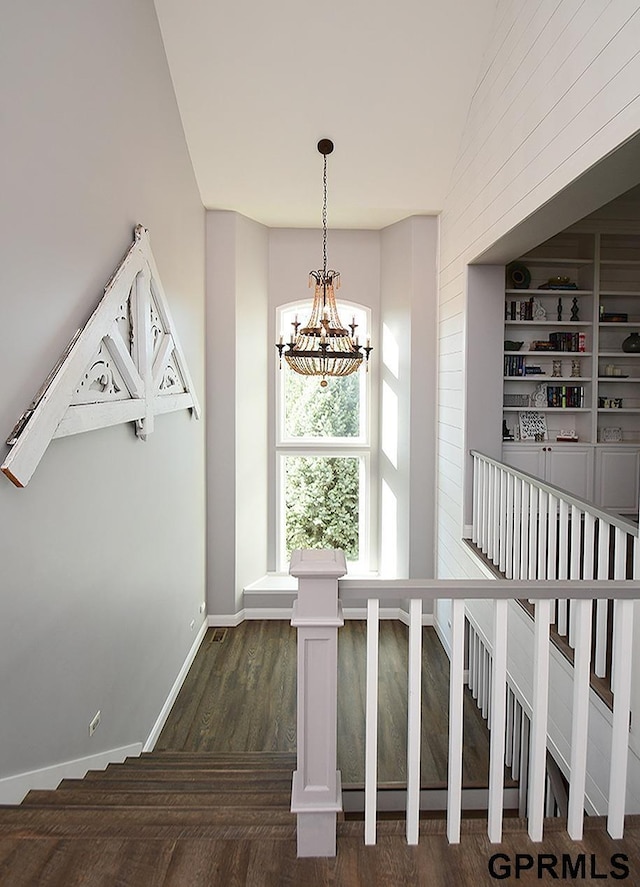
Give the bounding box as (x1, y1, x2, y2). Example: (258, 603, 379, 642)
(571, 359, 581, 378)
(601, 427, 623, 442)
(552, 360, 563, 377)
(531, 383, 548, 408)
(519, 410, 548, 441)
(502, 420, 514, 441)
(557, 297, 563, 321)
(556, 429, 579, 442)
(275, 139, 371, 386)
(622, 332, 640, 353)
(603, 365, 626, 377)
(506, 262, 531, 289)
(599, 397, 623, 409)
(571, 297, 579, 321)
(532, 299, 546, 321)
(601, 311, 628, 322)
(504, 340, 523, 351)
(504, 393, 530, 407)
(539, 276, 578, 290)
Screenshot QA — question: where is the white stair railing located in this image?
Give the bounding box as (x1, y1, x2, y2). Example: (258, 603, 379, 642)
(290, 562, 638, 857)
(471, 450, 638, 689)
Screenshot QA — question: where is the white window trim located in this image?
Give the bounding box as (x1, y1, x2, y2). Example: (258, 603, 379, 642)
(275, 299, 373, 573)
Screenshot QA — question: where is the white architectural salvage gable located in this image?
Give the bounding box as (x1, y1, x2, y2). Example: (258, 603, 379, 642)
(1, 225, 200, 488)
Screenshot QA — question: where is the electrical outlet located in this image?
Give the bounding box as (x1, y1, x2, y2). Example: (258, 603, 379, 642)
(190, 619, 195, 631)
(89, 710, 101, 737)
(199, 602, 206, 615)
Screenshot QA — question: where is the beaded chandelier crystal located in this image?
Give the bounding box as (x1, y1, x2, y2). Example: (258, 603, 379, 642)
(276, 139, 372, 387)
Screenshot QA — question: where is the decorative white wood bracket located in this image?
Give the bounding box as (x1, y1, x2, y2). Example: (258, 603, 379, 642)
(2, 225, 200, 488)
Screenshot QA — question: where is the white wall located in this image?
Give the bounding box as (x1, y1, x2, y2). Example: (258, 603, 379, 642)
(206, 211, 269, 616)
(437, 0, 640, 589)
(380, 217, 438, 579)
(0, 1, 205, 782)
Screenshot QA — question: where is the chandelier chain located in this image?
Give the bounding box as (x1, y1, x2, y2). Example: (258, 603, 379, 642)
(322, 152, 328, 279)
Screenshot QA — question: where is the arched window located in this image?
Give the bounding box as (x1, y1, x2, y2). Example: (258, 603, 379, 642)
(275, 300, 372, 572)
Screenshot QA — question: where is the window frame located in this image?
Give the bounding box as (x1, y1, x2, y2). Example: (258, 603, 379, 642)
(275, 299, 373, 572)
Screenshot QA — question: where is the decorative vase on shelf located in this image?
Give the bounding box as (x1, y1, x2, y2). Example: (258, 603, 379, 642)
(622, 332, 640, 353)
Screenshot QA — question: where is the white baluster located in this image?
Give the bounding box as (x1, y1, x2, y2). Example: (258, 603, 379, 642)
(567, 597, 592, 840)
(568, 505, 582, 648)
(557, 500, 569, 636)
(505, 688, 514, 769)
(528, 485, 538, 580)
(487, 464, 494, 558)
(512, 699, 521, 778)
(518, 714, 530, 819)
(492, 467, 501, 565)
(547, 494, 558, 627)
(470, 630, 478, 700)
(482, 460, 490, 555)
(488, 598, 508, 842)
(528, 598, 552, 842)
(520, 482, 530, 580)
(406, 599, 422, 845)
(608, 593, 634, 839)
(595, 519, 610, 678)
(499, 468, 507, 572)
(447, 598, 465, 844)
(537, 490, 548, 582)
(505, 473, 514, 578)
(472, 454, 480, 545)
(364, 598, 379, 845)
(513, 478, 522, 580)
(611, 528, 627, 691)
(482, 647, 490, 721)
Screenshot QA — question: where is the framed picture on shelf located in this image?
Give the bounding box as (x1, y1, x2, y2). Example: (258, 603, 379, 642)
(518, 411, 548, 441)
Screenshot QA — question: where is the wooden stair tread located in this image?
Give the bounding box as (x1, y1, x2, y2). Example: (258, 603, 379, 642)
(0, 806, 295, 827)
(57, 777, 292, 793)
(141, 751, 296, 762)
(86, 767, 293, 781)
(121, 759, 296, 771)
(22, 789, 292, 808)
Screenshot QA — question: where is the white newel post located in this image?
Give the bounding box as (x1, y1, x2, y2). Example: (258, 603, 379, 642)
(290, 549, 346, 858)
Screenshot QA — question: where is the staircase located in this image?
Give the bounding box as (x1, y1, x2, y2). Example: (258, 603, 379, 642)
(0, 751, 298, 840)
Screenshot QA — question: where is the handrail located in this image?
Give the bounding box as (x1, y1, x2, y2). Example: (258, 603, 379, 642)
(339, 578, 637, 602)
(470, 449, 638, 537)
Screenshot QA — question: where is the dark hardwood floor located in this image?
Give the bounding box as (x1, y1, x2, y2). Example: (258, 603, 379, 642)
(3, 620, 640, 885)
(157, 620, 497, 788)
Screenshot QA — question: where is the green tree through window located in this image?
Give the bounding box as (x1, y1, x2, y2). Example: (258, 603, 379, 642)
(284, 372, 361, 560)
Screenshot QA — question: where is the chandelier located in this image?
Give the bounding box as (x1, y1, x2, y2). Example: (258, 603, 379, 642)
(276, 139, 372, 387)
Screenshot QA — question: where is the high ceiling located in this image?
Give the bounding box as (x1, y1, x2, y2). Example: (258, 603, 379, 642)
(154, 0, 497, 229)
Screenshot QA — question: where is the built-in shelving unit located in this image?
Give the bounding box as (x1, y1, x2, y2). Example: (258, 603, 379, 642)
(502, 229, 640, 512)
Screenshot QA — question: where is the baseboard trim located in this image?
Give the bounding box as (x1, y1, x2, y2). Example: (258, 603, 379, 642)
(208, 608, 435, 625)
(143, 619, 208, 752)
(433, 616, 452, 659)
(0, 743, 142, 805)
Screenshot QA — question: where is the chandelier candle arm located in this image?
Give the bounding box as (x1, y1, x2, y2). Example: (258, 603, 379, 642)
(275, 139, 372, 386)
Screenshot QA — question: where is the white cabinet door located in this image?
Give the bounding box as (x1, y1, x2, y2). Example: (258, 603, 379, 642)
(501, 444, 545, 479)
(545, 445, 594, 501)
(595, 447, 640, 514)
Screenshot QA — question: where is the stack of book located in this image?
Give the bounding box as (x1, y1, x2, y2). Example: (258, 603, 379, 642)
(546, 385, 584, 408)
(506, 299, 535, 320)
(548, 331, 586, 352)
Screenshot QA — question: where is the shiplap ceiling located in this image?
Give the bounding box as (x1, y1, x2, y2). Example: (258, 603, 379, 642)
(154, 0, 498, 229)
